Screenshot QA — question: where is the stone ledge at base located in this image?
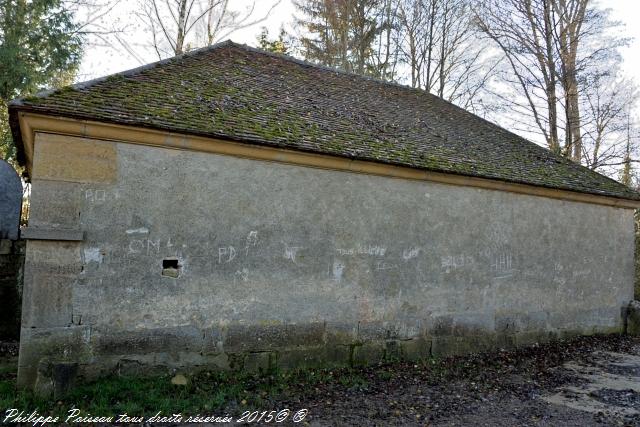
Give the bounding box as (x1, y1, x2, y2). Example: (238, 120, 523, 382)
(19, 321, 624, 397)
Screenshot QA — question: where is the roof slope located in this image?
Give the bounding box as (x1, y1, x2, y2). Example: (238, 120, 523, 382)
(9, 41, 640, 201)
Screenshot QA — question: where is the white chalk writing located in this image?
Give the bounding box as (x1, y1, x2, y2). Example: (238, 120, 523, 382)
(128, 239, 162, 255)
(126, 227, 149, 235)
(284, 244, 303, 264)
(244, 231, 258, 255)
(491, 252, 512, 272)
(234, 268, 249, 283)
(336, 245, 386, 257)
(85, 188, 120, 203)
(375, 261, 397, 271)
(402, 247, 421, 260)
(441, 254, 474, 273)
(218, 246, 236, 264)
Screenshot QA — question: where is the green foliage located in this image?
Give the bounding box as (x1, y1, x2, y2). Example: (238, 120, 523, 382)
(0, 0, 82, 163)
(257, 27, 290, 55)
(0, 98, 12, 161)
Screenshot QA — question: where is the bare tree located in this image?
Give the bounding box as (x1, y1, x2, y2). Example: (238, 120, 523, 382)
(475, 0, 628, 162)
(552, 0, 626, 161)
(619, 135, 632, 186)
(294, 0, 498, 112)
(475, 0, 562, 153)
(392, 0, 498, 110)
(615, 112, 639, 188)
(394, 0, 435, 89)
(370, 0, 400, 80)
(64, 0, 134, 68)
(581, 71, 638, 171)
(553, 0, 586, 161)
(138, 0, 281, 59)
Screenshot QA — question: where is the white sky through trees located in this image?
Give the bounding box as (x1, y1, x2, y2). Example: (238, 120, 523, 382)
(78, 1, 638, 85)
(77, 0, 640, 143)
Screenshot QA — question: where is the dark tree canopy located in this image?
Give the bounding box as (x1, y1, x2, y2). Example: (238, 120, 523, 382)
(0, 0, 82, 161)
(294, 0, 388, 76)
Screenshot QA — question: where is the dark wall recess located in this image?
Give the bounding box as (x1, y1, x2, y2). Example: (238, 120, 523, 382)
(162, 258, 180, 278)
(0, 240, 25, 340)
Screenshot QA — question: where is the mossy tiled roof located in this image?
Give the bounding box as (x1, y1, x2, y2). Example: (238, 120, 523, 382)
(9, 41, 640, 201)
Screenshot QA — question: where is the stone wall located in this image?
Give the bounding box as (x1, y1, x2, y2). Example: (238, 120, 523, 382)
(0, 239, 25, 340)
(18, 134, 636, 392)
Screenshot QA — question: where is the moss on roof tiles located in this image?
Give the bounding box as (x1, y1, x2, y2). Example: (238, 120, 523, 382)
(8, 40, 640, 201)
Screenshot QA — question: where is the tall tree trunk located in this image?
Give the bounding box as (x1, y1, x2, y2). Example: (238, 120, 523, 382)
(542, 0, 560, 153)
(555, 0, 586, 162)
(425, 0, 436, 91)
(175, 0, 189, 54)
(410, 31, 417, 87)
(438, 0, 448, 97)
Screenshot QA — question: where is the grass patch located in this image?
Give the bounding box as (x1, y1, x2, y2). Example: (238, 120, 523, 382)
(0, 361, 377, 419)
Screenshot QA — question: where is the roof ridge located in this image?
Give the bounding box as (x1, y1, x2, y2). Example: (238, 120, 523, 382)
(8, 40, 639, 201)
(12, 39, 516, 145)
(3, 39, 577, 170)
(11, 39, 428, 107)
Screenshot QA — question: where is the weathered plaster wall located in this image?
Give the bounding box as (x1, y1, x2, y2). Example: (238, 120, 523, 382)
(18, 133, 635, 391)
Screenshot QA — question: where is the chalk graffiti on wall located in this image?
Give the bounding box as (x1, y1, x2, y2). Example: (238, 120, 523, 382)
(336, 245, 386, 257)
(375, 261, 397, 271)
(85, 188, 121, 203)
(491, 252, 513, 278)
(441, 254, 475, 273)
(107, 225, 524, 285)
(244, 231, 258, 255)
(219, 231, 259, 264)
(234, 268, 249, 284)
(402, 247, 421, 261)
(218, 246, 236, 264)
(129, 238, 161, 255)
(284, 243, 303, 264)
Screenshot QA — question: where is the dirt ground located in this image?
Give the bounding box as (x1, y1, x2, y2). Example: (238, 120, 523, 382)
(272, 335, 640, 426)
(3, 336, 640, 426)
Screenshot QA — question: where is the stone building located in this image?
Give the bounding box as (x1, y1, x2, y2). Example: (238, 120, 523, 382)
(8, 41, 640, 393)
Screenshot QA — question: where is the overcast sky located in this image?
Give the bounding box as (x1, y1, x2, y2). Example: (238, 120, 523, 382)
(78, 0, 640, 111)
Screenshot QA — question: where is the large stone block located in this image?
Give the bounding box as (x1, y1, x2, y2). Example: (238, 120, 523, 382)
(18, 325, 91, 390)
(224, 322, 326, 352)
(91, 325, 204, 355)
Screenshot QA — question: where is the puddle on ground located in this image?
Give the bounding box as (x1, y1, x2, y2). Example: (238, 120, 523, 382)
(543, 351, 640, 416)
